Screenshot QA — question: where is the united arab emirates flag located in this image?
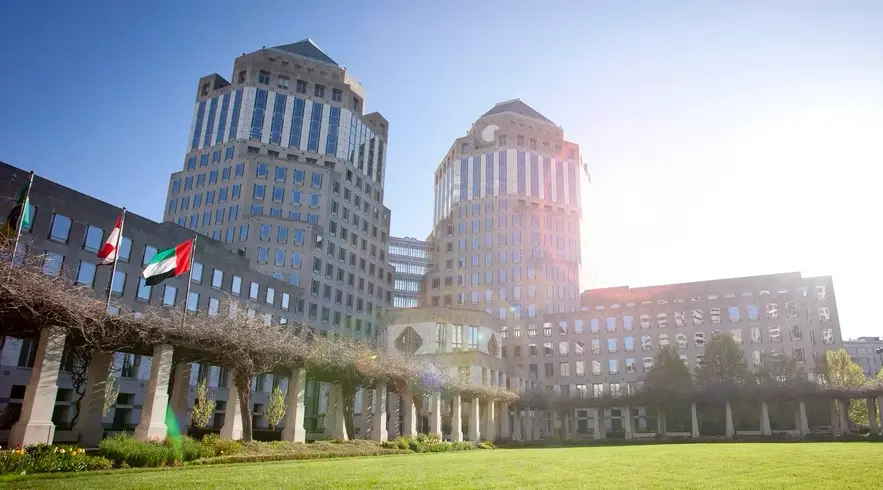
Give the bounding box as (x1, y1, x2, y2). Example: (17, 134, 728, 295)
(2, 183, 32, 238)
(142, 239, 194, 286)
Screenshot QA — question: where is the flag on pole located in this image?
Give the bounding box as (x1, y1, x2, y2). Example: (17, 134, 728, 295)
(2, 183, 32, 238)
(97, 213, 124, 265)
(142, 239, 194, 286)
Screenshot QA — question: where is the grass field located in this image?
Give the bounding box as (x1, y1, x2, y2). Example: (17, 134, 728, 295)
(4, 443, 881, 489)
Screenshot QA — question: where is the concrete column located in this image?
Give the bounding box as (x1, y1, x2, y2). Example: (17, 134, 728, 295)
(219, 376, 243, 440)
(388, 392, 401, 438)
(524, 409, 534, 441)
(499, 403, 510, 439)
(512, 408, 522, 440)
(371, 383, 388, 442)
(73, 350, 113, 447)
(359, 388, 373, 439)
(760, 401, 772, 436)
(134, 344, 174, 441)
(877, 397, 883, 434)
(9, 327, 66, 447)
(469, 397, 481, 441)
(838, 399, 850, 435)
(797, 400, 810, 435)
(868, 398, 878, 433)
(328, 385, 348, 440)
(169, 361, 192, 428)
(690, 403, 700, 438)
(281, 368, 306, 442)
(657, 408, 667, 436)
(484, 400, 496, 441)
(451, 394, 463, 442)
(831, 400, 841, 436)
(725, 401, 735, 438)
(624, 406, 633, 440)
(593, 408, 604, 440)
(429, 393, 442, 438)
(402, 393, 417, 437)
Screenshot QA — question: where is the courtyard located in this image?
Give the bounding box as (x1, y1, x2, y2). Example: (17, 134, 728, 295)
(3, 443, 880, 489)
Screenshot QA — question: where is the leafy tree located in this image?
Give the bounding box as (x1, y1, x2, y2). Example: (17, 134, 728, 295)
(265, 385, 287, 429)
(694, 333, 749, 387)
(755, 355, 805, 386)
(644, 345, 693, 392)
(191, 378, 215, 428)
(824, 349, 872, 425)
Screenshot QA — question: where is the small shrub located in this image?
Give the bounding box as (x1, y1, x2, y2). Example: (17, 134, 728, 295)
(451, 441, 474, 451)
(201, 433, 244, 456)
(427, 442, 453, 452)
(477, 441, 496, 449)
(100, 435, 176, 468)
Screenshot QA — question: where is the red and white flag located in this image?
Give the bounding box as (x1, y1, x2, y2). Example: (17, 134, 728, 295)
(97, 213, 124, 265)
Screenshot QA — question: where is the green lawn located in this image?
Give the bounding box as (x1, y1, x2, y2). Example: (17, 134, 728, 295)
(4, 443, 881, 489)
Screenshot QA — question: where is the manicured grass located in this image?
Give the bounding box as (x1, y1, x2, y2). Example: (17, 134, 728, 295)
(4, 443, 881, 489)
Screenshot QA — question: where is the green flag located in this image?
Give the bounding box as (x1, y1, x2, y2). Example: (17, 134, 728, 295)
(3, 183, 31, 238)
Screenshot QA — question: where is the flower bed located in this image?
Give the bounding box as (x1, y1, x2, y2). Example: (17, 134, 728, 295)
(0, 444, 112, 475)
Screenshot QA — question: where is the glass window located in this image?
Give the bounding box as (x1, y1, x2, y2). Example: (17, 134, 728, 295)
(606, 317, 616, 332)
(232, 275, 242, 295)
(249, 281, 259, 300)
(191, 262, 203, 283)
(607, 338, 617, 353)
(208, 297, 220, 315)
(110, 270, 126, 296)
(83, 225, 104, 252)
(608, 359, 619, 374)
(137, 277, 152, 301)
(728, 305, 740, 322)
(163, 285, 177, 306)
(75, 261, 96, 287)
(212, 269, 223, 289)
(187, 292, 199, 311)
(49, 214, 72, 242)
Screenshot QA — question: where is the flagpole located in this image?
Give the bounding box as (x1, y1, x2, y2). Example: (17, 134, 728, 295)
(12, 171, 35, 261)
(181, 235, 197, 329)
(106, 208, 127, 311)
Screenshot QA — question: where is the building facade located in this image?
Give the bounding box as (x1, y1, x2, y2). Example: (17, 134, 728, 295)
(422, 99, 589, 390)
(162, 39, 393, 342)
(389, 236, 430, 308)
(845, 337, 883, 377)
(0, 162, 331, 440)
(528, 273, 841, 399)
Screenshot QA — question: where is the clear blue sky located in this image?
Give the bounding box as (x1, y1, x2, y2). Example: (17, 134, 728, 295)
(1, 1, 881, 339)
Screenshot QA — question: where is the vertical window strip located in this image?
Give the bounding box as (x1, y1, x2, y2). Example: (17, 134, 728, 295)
(191, 101, 206, 151)
(203, 97, 218, 148)
(228, 89, 243, 141)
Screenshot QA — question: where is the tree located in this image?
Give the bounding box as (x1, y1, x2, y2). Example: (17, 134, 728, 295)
(191, 378, 215, 429)
(824, 349, 872, 425)
(265, 385, 287, 430)
(694, 333, 749, 387)
(65, 345, 93, 427)
(755, 355, 805, 386)
(644, 345, 693, 392)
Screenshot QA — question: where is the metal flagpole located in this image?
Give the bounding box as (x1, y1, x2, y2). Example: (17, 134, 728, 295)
(181, 235, 197, 329)
(11, 171, 35, 261)
(106, 208, 127, 311)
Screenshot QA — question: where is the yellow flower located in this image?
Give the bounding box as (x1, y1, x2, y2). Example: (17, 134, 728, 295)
(59, 448, 65, 454)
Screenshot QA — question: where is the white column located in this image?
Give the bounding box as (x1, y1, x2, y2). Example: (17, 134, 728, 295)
(451, 394, 463, 442)
(868, 398, 878, 433)
(831, 400, 841, 436)
(838, 399, 850, 435)
(169, 361, 192, 428)
(512, 408, 522, 441)
(657, 408, 667, 436)
(281, 368, 306, 442)
(469, 397, 481, 441)
(134, 344, 174, 441)
(725, 401, 735, 438)
(402, 393, 417, 437)
(485, 400, 496, 441)
(760, 401, 772, 435)
(524, 408, 534, 441)
(690, 403, 700, 438)
(388, 392, 401, 438)
(877, 396, 883, 434)
(74, 351, 113, 447)
(9, 327, 66, 447)
(371, 382, 388, 442)
(328, 385, 348, 440)
(429, 393, 442, 438)
(593, 408, 603, 440)
(797, 400, 810, 436)
(359, 387, 373, 439)
(220, 376, 243, 440)
(624, 405, 633, 440)
(499, 403, 510, 439)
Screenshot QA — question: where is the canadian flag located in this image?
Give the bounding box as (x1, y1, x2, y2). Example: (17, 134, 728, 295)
(97, 211, 125, 266)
